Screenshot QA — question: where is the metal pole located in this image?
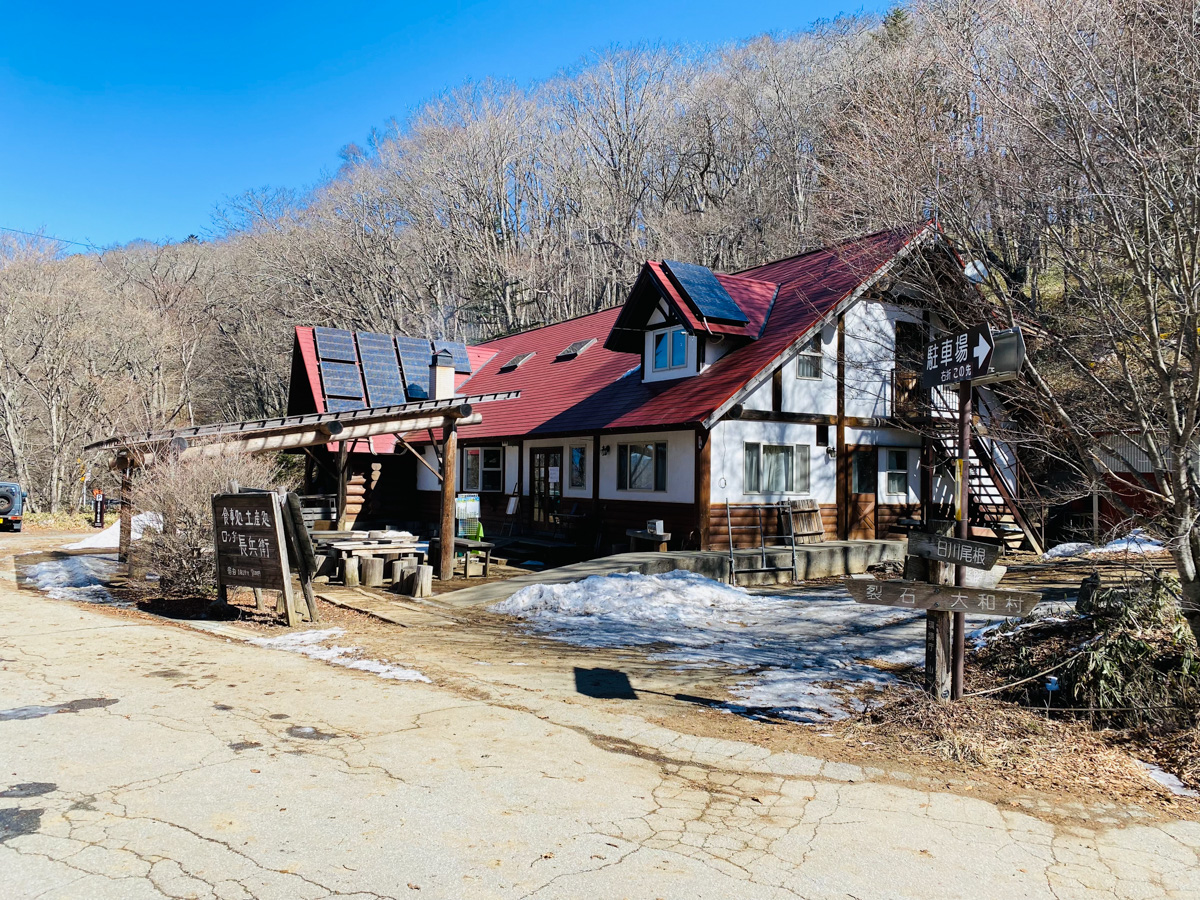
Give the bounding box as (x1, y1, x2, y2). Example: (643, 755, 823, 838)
(952, 381, 972, 700)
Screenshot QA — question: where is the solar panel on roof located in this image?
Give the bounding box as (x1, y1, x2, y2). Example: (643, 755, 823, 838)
(318, 361, 366, 404)
(357, 332, 407, 407)
(663, 260, 748, 324)
(325, 397, 366, 413)
(433, 340, 472, 374)
(313, 327, 359, 362)
(394, 335, 433, 399)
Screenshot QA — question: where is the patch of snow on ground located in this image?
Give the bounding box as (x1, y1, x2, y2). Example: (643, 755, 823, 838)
(63, 513, 162, 551)
(1043, 542, 1093, 560)
(1138, 760, 1200, 798)
(492, 570, 929, 723)
(249, 628, 429, 683)
(24, 555, 124, 606)
(1092, 529, 1165, 556)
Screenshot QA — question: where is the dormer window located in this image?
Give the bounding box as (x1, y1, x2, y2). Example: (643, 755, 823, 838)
(652, 326, 688, 371)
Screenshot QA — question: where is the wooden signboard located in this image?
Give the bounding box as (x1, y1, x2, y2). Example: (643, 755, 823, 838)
(907, 531, 1001, 571)
(846, 578, 1040, 617)
(212, 492, 291, 593)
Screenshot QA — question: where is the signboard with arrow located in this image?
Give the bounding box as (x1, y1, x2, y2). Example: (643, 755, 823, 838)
(921, 324, 994, 389)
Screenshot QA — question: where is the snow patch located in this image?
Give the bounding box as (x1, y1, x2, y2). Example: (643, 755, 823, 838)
(24, 555, 125, 606)
(492, 570, 924, 722)
(63, 513, 162, 551)
(1043, 530, 1166, 561)
(1138, 761, 1199, 798)
(249, 628, 429, 683)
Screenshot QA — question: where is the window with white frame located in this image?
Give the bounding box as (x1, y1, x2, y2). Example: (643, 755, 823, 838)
(884, 449, 909, 497)
(617, 442, 667, 491)
(652, 326, 688, 371)
(744, 443, 811, 493)
(569, 445, 587, 489)
(795, 334, 822, 380)
(463, 446, 504, 492)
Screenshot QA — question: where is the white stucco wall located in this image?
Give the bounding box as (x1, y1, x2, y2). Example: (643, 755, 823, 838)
(709, 419, 836, 504)
(596, 430, 695, 504)
(842, 301, 923, 418)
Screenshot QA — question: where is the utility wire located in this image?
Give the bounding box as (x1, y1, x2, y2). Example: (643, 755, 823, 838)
(0, 225, 104, 251)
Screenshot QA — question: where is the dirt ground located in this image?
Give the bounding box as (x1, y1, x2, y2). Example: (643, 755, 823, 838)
(10, 530, 1199, 827)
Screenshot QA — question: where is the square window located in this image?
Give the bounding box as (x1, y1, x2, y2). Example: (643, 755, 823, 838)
(618, 442, 667, 491)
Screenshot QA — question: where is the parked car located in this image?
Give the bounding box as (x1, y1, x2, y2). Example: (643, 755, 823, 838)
(0, 481, 26, 532)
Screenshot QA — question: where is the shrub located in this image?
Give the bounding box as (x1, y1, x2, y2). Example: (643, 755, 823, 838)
(130, 453, 293, 600)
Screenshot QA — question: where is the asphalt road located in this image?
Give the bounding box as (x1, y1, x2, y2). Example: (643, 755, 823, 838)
(2, 537, 1199, 899)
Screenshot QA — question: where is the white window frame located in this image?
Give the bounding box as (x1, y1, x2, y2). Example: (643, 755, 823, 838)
(462, 446, 504, 492)
(883, 448, 910, 498)
(568, 444, 587, 489)
(651, 326, 688, 372)
(743, 443, 811, 494)
(795, 335, 823, 380)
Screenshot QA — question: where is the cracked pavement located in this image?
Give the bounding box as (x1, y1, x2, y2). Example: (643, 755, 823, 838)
(2, 540, 1199, 898)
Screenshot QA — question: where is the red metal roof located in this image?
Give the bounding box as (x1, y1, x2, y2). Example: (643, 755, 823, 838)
(292, 224, 932, 447)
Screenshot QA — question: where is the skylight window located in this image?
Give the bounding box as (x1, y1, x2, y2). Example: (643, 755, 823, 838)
(499, 351, 535, 372)
(556, 338, 596, 361)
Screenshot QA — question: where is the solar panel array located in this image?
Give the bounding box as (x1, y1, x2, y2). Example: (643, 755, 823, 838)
(664, 260, 748, 324)
(357, 332, 408, 407)
(433, 340, 472, 374)
(309, 328, 474, 410)
(395, 335, 433, 399)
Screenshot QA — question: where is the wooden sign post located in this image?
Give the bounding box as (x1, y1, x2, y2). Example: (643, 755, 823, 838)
(212, 491, 298, 627)
(845, 579, 1040, 617)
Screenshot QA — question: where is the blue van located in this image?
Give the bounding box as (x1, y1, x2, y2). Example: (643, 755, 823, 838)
(0, 482, 26, 532)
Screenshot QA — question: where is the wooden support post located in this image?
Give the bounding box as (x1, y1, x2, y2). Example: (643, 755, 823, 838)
(253, 588, 265, 612)
(696, 429, 711, 550)
(118, 465, 133, 564)
(335, 443, 349, 531)
(438, 418, 458, 580)
(952, 382, 973, 701)
(835, 317, 848, 540)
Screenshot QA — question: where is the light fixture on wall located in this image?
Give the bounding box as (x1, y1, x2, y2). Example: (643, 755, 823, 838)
(601, 445, 611, 456)
(825, 445, 837, 458)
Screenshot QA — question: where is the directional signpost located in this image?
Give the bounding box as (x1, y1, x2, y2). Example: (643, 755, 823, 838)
(848, 320, 1030, 702)
(845, 579, 1040, 617)
(921, 324, 994, 389)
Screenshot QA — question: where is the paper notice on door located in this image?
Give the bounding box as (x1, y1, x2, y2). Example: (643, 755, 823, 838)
(549, 466, 560, 483)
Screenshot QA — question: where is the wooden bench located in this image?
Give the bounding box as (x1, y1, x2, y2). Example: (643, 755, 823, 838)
(627, 529, 670, 552)
(428, 537, 495, 578)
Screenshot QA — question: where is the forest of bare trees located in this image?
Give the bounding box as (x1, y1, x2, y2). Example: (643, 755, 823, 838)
(3, 0, 1198, 633)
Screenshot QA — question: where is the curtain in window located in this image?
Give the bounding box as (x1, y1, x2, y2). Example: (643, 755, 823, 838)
(794, 445, 811, 493)
(762, 445, 793, 492)
(744, 443, 761, 492)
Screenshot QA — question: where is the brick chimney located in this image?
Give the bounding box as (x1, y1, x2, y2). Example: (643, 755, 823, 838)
(429, 348, 455, 400)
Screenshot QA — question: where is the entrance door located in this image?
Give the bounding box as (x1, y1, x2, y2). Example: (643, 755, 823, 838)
(530, 447, 563, 530)
(847, 447, 877, 539)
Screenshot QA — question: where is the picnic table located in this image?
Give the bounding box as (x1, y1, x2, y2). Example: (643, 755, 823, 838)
(314, 536, 427, 567)
(428, 536, 495, 578)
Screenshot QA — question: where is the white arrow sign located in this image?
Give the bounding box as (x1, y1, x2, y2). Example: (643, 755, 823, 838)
(973, 331, 992, 369)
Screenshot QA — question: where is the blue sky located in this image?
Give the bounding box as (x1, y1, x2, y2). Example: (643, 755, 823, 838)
(0, 2, 886, 249)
